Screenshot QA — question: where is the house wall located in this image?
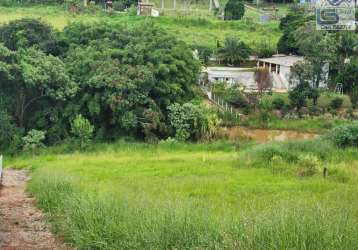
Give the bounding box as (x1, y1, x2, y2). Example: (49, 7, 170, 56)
(279, 65, 291, 89)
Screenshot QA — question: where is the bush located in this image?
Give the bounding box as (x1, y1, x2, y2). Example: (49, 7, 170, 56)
(330, 97, 343, 110)
(224, 0, 245, 20)
(272, 97, 285, 110)
(71, 115, 94, 149)
(297, 154, 320, 177)
(327, 123, 358, 148)
(168, 103, 219, 142)
(22, 129, 46, 151)
(224, 86, 249, 108)
(239, 139, 334, 169)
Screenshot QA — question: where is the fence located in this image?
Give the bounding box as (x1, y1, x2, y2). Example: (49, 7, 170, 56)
(200, 84, 241, 120)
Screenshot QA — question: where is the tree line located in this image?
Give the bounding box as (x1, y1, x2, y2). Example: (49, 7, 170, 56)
(0, 19, 221, 153)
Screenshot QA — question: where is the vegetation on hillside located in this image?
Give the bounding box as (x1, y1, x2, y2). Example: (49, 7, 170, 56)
(0, 5, 282, 50)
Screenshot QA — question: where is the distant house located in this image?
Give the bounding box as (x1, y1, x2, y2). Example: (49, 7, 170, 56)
(205, 67, 255, 87)
(257, 55, 329, 91)
(202, 55, 329, 92)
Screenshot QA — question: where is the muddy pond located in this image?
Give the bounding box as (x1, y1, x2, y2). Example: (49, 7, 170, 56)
(223, 126, 319, 143)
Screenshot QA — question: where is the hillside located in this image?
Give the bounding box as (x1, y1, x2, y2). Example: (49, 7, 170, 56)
(0, 5, 282, 49)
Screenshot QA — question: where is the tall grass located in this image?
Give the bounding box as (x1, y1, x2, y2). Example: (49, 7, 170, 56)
(28, 167, 358, 250)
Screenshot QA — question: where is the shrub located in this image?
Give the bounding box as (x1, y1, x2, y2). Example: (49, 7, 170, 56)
(297, 154, 320, 177)
(327, 123, 358, 148)
(168, 103, 220, 142)
(71, 115, 94, 149)
(259, 98, 273, 111)
(224, 0, 245, 20)
(330, 97, 343, 110)
(224, 86, 249, 108)
(272, 97, 285, 110)
(22, 129, 46, 151)
(239, 139, 334, 169)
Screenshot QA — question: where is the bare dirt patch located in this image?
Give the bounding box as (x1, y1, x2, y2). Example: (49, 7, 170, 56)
(0, 169, 71, 250)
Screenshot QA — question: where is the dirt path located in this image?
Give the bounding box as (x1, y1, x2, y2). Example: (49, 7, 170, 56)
(0, 169, 71, 250)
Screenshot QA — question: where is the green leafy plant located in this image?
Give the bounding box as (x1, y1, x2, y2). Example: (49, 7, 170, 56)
(272, 97, 285, 110)
(297, 154, 320, 177)
(71, 115, 94, 149)
(327, 123, 358, 148)
(218, 37, 250, 66)
(22, 129, 46, 151)
(330, 97, 343, 110)
(168, 103, 218, 142)
(224, 0, 245, 20)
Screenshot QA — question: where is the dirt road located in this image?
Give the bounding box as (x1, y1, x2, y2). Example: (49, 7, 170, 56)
(0, 169, 70, 250)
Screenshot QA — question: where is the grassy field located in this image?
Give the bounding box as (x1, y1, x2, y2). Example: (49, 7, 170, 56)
(0, 5, 281, 49)
(7, 137, 358, 249)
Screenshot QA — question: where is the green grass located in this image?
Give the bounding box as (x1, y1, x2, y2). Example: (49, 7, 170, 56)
(241, 116, 351, 133)
(7, 138, 358, 249)
(0, 5, 282, 49)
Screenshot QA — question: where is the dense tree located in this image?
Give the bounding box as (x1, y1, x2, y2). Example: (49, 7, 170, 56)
(277, 11, 314, 54)
(0, 18, 63, 55)
(218, 37, 250, 66)
(293, 23, 335, 104)
(224, 0, 245, 20)
(0, 42, 77, 148)
(62, 22, 200, 140)
(289, 61, 320, 110)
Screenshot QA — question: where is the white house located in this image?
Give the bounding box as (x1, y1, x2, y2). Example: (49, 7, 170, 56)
(257, 54, 329, 91)
(204, 67, 256, 89)
(202, 55, 329, 92)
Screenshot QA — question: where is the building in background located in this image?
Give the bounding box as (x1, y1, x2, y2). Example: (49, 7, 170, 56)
(202, 55, 329, 92)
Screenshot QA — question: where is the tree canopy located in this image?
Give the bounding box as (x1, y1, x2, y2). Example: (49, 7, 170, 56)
(0, 19, 202, 152)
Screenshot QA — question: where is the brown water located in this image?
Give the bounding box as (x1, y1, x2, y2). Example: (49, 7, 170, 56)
(224, 126, 318, 143)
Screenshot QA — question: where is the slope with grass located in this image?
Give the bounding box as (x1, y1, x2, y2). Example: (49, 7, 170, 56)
(7, 136, 358, 249)
(0, 5, 281, 49)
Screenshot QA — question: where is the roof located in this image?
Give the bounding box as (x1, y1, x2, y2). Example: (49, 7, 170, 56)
(257, 55, 304, 67)
(204, 67, 253, 77)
